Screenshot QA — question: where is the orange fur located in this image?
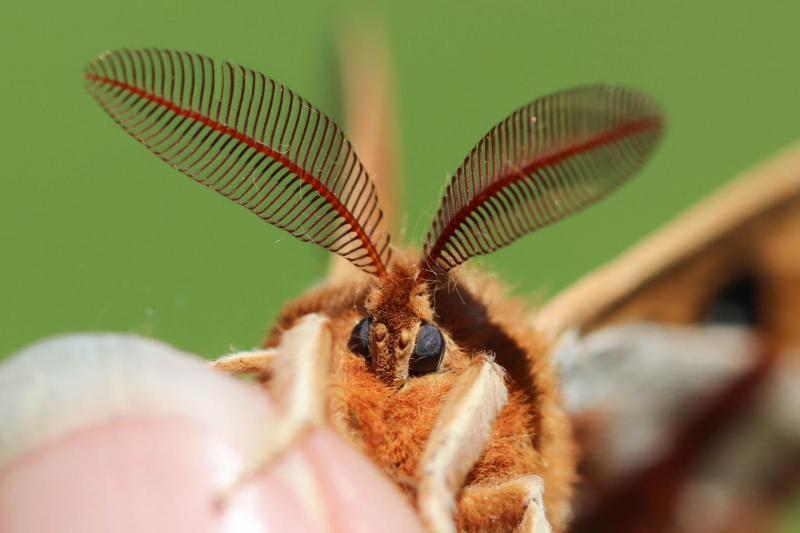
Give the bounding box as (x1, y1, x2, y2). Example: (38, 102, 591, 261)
(266, 250, 577, 531)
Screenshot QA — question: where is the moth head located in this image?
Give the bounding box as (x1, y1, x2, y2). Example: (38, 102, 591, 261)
(346, 254, 446, 387)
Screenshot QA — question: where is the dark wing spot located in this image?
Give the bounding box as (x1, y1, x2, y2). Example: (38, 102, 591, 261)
(704, 272, 759, 325)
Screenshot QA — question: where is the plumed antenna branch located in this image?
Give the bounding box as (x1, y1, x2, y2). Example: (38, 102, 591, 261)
(422, 85, 663, 274)
(85, 49, 392, 277)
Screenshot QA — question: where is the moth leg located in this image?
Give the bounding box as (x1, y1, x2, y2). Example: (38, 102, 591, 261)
(222, 314, 333, 496)
(457, 476, 551, 533)
(211, 348, 276, 374)
(416, 357, 509, 533)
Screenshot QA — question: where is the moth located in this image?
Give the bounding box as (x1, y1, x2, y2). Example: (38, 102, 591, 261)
(83, 45, 800, 533)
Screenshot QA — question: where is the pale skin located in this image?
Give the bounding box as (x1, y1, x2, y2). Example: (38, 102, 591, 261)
(0, 331, 425, 533)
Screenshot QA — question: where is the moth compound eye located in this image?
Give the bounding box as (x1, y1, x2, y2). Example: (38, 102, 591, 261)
(409, 323, 444, 376)
(348, 316, 372, 359)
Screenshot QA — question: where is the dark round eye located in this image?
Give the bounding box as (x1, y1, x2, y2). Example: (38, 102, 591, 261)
(348, 316, 372, 359)
(409, 323, 444, 376)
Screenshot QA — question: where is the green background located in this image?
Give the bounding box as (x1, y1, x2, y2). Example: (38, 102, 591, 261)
(5, 0, 800, 358)
(1, 0, 799, 528)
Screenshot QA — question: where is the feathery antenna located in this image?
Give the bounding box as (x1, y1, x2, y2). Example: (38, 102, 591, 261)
(422, 85, 663, 274)
(84, 49, 392, 277)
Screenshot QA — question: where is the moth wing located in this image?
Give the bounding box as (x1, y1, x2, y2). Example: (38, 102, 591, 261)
(542, 144, 800, 532)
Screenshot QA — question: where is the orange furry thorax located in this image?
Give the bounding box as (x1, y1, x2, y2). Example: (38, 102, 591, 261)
(268, 250, 577, 530)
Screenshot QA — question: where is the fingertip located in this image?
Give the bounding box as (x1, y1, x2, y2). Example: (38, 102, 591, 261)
(302, 429, 424, 533)
(0, 334, 423, 532)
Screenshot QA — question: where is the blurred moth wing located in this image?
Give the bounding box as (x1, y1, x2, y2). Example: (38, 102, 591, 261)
(543, 145, 800, 532)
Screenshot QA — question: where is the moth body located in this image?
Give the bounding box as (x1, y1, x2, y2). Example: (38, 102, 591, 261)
(268, 250, 576, 530)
